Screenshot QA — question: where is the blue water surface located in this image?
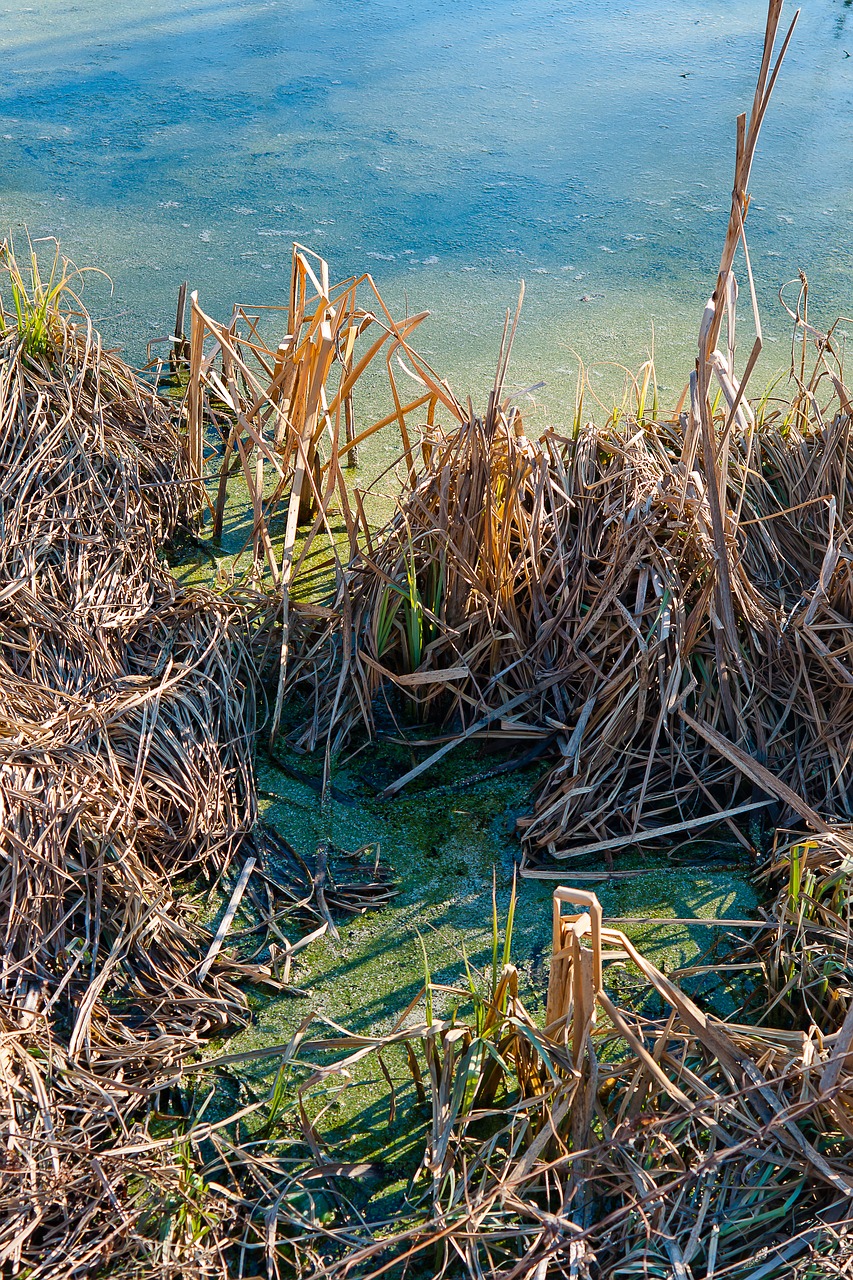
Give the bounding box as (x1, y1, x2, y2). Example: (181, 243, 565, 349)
(1, 0, 852, 408)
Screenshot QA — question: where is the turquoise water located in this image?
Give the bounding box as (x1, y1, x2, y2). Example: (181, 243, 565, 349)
(2, 0, 853, 412)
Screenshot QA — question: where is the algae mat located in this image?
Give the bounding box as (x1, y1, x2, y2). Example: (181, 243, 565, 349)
(218, 739, 759, 1173)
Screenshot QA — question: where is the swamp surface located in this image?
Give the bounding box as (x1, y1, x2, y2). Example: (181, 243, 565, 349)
(3, 0, 853, 408)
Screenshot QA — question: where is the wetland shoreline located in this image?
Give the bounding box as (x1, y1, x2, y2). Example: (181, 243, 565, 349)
(5, 2, 853, 1274)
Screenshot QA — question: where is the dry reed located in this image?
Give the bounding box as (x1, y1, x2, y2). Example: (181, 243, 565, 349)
(232, 883, 853, 1278)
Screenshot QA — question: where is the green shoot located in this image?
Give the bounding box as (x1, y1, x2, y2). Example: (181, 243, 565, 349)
(375, 584, 402, 657)
(788, 842, 803, 912)
(636, 359, 652, 425)
(572, 353, 586, 440)
(0, 235, 104, 362)
(416, 929, 433, 1026)
(491, 868, 500, 999)
(502, 868, 517, 971)
(261, 1060, 292, 1135)
(402, 531, 423, 671)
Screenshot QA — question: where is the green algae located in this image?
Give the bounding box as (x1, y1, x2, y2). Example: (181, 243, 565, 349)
(251, 747, 759, 1038)
(212, 736, 759, 1186)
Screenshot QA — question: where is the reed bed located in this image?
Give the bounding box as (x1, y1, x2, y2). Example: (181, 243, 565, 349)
(171, 8, 853, 1262)
(0, 243, 399, 1274)
(269, 2, 853, 883)
(0, 246, 269, 1275)
(6, 0, 853, 1274)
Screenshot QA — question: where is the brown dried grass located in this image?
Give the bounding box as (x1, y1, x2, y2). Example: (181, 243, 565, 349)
(0, 256, 259, 1275)
(276, 2, 853, 886)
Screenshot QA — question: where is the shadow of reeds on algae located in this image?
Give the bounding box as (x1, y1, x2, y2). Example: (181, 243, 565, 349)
(237, 875, 853, 1279)
(7, 0, 853, 1277)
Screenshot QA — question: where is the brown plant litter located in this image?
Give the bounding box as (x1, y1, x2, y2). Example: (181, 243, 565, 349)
(8, 1, 853, 1275)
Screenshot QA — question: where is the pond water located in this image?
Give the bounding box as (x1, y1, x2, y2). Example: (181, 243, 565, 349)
(2, 0, 853, 414)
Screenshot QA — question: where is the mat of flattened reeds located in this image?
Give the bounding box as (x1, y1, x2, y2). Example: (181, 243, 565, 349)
(0, 247, 396, 1273)
(0, 244, 266, 1274)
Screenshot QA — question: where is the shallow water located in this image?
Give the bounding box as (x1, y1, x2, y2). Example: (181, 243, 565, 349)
(2, 0, 853, 414)
(220, 744, 760, 1175)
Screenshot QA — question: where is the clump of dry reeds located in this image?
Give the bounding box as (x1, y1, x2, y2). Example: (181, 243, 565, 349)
(0, 235, 404, 1274)
(0, 240, 265, 1274)
(271, 2, 853, 884)
(729, 827, 853, 1035)
(177, 245, 460, 755)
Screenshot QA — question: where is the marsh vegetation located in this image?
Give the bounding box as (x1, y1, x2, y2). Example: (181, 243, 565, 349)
(4, 3, 853, 1277)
